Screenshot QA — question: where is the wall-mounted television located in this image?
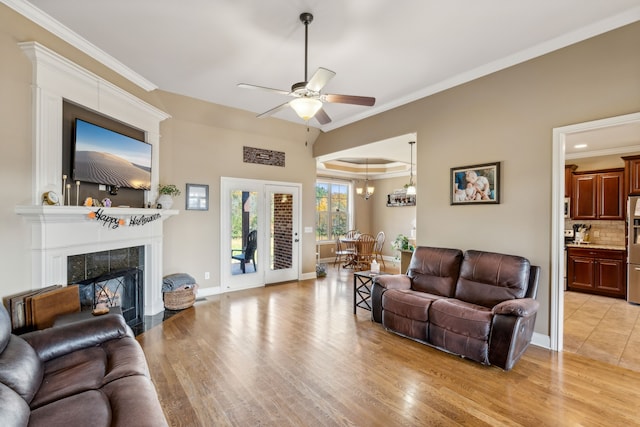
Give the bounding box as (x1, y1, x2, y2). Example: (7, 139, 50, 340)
(73, 118, 152, 191)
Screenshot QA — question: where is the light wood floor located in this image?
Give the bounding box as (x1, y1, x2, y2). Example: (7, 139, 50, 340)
(564, 290, 640, 371)
(137, 265, 640, 426)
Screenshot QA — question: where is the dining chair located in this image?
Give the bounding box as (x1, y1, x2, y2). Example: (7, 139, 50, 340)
(334, 237, 355, 268)
(373, 231, 386, 270)
(354, 233, 376, 271)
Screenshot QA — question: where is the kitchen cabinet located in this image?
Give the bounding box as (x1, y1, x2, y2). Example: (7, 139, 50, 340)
(566, 247, 626, 298)
(622, 155, 640, 196)
(571, 169, 624, 220)
(565, 164, 577, 198)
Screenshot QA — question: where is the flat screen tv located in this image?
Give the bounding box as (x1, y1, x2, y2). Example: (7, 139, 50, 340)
(73, 118, 152, 191)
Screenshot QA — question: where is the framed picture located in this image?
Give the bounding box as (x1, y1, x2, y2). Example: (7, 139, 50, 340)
(451, 162, 500, 205)
(186, 183, 209, 211)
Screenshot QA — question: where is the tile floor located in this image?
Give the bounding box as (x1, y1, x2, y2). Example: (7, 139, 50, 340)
(564, 291, 640, 372)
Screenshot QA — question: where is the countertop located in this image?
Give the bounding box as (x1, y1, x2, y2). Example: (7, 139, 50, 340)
(565, 243, 626, 251)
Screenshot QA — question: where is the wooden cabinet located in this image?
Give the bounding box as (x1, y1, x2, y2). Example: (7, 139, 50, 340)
(572, 169, 624, 220)
(623, 155, 640, 196)
(565, 164, 577, 198)
(567, 247, 626, 298)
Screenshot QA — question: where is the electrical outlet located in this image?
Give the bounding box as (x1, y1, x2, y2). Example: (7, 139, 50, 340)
(331, 248, 335, 253)
(204, 272, 210, 280)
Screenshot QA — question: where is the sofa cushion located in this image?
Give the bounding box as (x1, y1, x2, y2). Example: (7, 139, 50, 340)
(0, 382, 31, 427)
(429, 298, 493, 364)
(0, 335, 43, 403)
(408, 247, 463, 297)
(102, 337, 151, 383)
(454, 250, 530, 308)
(101, 375, 168, 426)
(28, 389, 111, 427)
(383, 289, 440, 322)
(382, 289, 444, 341)
(30, 347, 106, 409)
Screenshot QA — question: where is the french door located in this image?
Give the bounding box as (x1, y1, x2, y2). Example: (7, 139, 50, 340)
(221, 178, 300, 291)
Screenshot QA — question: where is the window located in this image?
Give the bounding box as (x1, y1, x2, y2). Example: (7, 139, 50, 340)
(316, 180, 352, 242)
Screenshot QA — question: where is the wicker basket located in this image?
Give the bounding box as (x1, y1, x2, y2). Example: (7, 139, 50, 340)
(163, 287, 196, 310)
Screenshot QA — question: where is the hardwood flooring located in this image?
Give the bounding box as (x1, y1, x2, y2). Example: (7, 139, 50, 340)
(137, 265, 640, 426)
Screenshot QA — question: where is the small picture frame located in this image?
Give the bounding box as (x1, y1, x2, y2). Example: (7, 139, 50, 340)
(186, 183, 209, 211)
(451, 162, 500, 205)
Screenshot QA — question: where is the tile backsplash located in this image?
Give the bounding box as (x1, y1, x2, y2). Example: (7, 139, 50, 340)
(565, 220, 625, 246)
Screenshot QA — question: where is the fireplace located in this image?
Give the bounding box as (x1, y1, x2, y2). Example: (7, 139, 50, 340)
(16, 206, 176, 317)
(69, 247, 144, 326)
(15, 42, 175, 318)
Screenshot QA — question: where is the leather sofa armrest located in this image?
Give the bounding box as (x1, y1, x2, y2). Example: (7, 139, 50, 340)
(373, 274, 412, 291)
(492, 298, 539, 317)
(20, 313, 132, 362)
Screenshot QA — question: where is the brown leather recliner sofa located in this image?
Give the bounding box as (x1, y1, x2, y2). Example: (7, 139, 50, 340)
(372, 246, 540, 370)
(0, 303, 168, 426)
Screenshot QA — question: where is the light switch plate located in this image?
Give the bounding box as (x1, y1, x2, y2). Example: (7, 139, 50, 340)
(304, 226, 313, 233)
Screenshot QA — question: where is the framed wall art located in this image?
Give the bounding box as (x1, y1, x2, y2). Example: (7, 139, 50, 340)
(450, 162, 500, 205)
(186, 183, 209, 211)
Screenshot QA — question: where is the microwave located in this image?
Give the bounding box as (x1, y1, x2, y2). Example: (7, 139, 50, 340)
(564, 197, 570, 218)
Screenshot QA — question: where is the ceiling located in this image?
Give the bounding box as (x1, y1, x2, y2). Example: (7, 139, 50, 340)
(8, 0, 640, 178)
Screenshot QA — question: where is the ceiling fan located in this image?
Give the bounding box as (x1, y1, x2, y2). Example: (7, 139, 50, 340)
(238, 12, 376, 125)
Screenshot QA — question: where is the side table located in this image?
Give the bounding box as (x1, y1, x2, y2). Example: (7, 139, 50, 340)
(353, 270, 389, 314)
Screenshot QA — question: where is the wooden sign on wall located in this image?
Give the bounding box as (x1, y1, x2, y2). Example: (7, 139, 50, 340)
(243, 146, 285, 167)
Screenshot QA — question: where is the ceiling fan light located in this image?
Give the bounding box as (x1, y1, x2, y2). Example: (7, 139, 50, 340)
(405, 185, 416, 196)
(290, 97, 322, 121)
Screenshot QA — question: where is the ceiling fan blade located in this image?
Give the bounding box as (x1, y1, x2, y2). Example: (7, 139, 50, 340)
(306, 67, 336, 92)
(237, 83, 290, 96)
(315, 108, 331, 125)
(323, 94, 376, 106)
(256, 102, 290, 119)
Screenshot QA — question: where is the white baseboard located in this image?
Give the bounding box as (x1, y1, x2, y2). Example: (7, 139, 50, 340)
(531, 332, 551, 349)
(300, 272, 318, 280)
(196, 286, 220, 298)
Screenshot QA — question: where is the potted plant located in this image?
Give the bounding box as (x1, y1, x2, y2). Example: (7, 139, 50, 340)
(157, 184, 181, 209)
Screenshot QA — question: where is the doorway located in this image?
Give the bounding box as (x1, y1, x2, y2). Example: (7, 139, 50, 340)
(221, 177, 301, 291)
(551, 111, 640, 352)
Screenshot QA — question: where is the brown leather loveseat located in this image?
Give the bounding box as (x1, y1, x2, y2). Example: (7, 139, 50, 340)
(0, 303, 167, 426)
(372, 247, 540, 370)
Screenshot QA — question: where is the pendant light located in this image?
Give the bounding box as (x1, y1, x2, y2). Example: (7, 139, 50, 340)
(406, 141, 416, 196)
(356, 159, 375, 200)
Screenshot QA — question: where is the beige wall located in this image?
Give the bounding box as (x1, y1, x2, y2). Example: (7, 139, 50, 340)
(0, 5, 319, 299)
(370, 177, 417, 258)
(155, 91, 319, 287)
(314, 22, 640, 337)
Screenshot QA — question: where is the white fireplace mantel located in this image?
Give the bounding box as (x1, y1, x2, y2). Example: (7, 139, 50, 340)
(15, 205, 178, 224)
(16, 206, 178, 316)
(17, 41, 173, 316)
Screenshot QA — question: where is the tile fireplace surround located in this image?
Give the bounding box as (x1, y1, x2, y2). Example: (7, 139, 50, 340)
(15, 42, 174, 317)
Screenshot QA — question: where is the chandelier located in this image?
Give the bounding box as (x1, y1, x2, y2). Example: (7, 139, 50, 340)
(406, 141, 416, 196)
(355, 159, 375, 200)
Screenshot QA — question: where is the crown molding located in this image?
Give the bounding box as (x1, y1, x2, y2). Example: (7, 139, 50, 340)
(322, 6, 640, 132)
(2, 0, 157, 91)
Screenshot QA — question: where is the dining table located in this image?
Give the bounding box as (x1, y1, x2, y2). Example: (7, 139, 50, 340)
(340, 235, 375, 270)
(339, 237, 360, 269)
